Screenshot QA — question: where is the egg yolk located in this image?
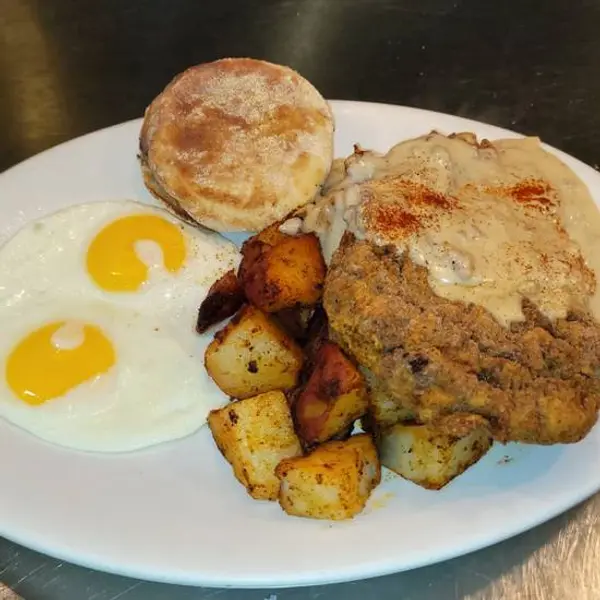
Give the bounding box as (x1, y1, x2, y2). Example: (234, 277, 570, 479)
(86, 214, 186, 292)
(5, 321, 116, 405)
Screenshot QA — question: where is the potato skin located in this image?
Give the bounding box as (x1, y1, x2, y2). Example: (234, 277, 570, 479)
(205, 304, 304, 399)
(376, 421, 492, 490)
(302, 304, 329, 366)
(238, 238, 267, 284)
(275, 433, 381, 520)
(208, 391, 302, 500)
(252, 221, 290, 247)
(237, 223, 289, 288)
(293, 342, 368, 446)
(240, 233, 326, 313)
(344, 433, 382, 494)
(272, 306, 315, 342)
(196, 269, 245, 333)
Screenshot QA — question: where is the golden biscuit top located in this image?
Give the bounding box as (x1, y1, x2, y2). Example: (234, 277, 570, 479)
(141, 58, 334, 231)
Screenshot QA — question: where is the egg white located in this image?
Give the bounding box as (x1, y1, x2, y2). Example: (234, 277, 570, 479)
(0, 201, 239, 334)
(0, 201, 240, 452)
(0, 298, 229, 452)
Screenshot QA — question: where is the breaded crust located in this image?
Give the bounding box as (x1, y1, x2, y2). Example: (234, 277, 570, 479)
(324, 236, 600, 445)
(140, 58, 334, 232)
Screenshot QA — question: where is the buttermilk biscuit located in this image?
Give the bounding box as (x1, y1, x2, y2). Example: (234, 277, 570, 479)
(139, 58, 334, 231)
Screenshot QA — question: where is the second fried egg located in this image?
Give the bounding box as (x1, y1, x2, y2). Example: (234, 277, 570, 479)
(0, 300, 226, 451)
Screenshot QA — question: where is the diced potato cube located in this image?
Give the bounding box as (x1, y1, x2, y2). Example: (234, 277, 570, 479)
(344, 433, 382, 492)
(196, 269, 245, 334)
(275, 433, 381, 520)
(377, 422, 492, 490)
(238, 243, 266, 285)
(272, 306, 315, 342)
(294, 342, 368, 446)
(302, 304, 329, 365)
(205, 305, 304, 399)
(253, 221, 289, 246)
(208, 391, 302, 500)
(237, 223, 288, 288)
(241, 233, 326, 313)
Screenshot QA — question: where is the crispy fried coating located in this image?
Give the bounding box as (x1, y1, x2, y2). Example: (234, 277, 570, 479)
(323, 237, 600, 444)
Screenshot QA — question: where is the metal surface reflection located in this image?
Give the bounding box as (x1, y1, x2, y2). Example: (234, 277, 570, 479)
(2, 0, 600, 598)
(265, 0, 333, 71)
(0, 0, 67, 160)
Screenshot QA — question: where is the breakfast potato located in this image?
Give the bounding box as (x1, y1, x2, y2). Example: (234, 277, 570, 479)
(344, 433, 382, 491)
(208, 391, 302, 500)
(196, 269, 245, 333)
(302, 304, 329, 364)
(205, 305, 304, 399)
(376, 421, 492, 490)
(253, 221, 289, 246)
(275, 434, 381, 520)
(293, 342, 368, 446)
(237, 222, 288, 283)
(237, 237, 265, 284)
(240, 233, 326, 313)
(272, 306, 315, 342)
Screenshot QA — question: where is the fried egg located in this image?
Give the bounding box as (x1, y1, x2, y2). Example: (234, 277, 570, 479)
(0, 201, 239, 451)
(0, 201, 239, 326)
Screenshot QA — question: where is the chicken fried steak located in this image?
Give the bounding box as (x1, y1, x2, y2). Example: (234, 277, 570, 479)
(324, 236, 600, 444)
(281, 132, 600, 446)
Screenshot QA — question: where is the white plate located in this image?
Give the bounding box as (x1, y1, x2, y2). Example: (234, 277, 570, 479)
(1, 101, 600, 589)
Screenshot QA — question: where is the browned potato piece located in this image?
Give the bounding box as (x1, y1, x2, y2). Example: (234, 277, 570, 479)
(302, 304, 329, 365)
(237, 223, 288, 283)
(377, 422, 492, 490)
(238, 237, 266, 283)
(272, 306, 315, 342)
(294, 342, 368, 446)
(208, 391, 302, 500)
(275, 433, 381, 520)
(344, 433, 382, 491)
(205, 305, 304, 399)
(241, 233, 326, 313)
(196, 270, 245, 334)
(253, 221, 289, 246)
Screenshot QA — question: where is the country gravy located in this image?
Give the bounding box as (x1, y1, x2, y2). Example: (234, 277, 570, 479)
(282, 132, 600, 326)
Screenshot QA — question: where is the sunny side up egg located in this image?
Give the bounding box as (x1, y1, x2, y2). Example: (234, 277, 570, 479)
(0, 201, 239, 452)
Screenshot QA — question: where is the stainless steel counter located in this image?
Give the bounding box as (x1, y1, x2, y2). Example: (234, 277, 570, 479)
(4, 0, 600, 598)
(2, 496, 600, 599)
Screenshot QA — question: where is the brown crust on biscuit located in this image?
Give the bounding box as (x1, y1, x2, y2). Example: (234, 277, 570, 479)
(140, 58, 334, 232)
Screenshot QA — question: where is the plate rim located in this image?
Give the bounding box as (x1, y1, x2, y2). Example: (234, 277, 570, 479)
(1, 99, 600, 589)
